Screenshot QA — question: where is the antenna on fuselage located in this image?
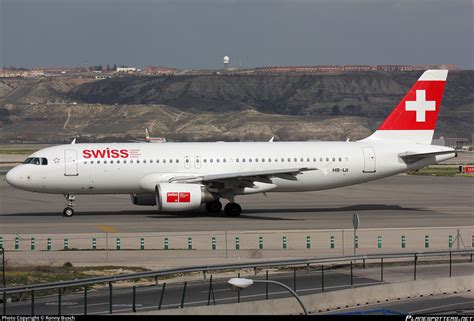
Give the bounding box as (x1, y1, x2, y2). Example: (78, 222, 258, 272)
(269, 136, 274, 143)
(71, 138, 76, 144)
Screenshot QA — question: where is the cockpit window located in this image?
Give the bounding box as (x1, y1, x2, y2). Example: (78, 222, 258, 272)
(23, 157, 48, 165)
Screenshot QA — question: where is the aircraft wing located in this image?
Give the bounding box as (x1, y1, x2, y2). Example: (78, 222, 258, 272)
(167, 167, 318, 184)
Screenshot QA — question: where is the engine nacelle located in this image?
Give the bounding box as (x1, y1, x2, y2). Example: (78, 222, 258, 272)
(155, 183, 216, 212)
(130, 193, 156, 206)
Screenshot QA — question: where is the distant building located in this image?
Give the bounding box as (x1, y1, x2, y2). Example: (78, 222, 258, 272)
(116, 67, 138, 73)
(254, 64, 457, 74)
(432, 136, 470, 149)
(143, 66, 177, 75)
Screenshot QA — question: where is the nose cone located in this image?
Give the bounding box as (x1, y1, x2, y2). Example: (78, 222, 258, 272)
(6, 167, 22, 188)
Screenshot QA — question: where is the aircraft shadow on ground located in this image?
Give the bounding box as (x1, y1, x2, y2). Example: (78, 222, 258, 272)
(2, 204, 429, 220)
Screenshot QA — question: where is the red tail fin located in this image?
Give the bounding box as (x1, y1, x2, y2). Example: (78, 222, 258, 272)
(363, 70, 448, 144)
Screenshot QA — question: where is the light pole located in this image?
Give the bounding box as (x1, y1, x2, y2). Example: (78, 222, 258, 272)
(227, 277, 308, 315)
(0, 248, 5, 288)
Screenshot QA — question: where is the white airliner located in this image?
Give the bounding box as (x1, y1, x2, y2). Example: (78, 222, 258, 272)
(6, 70, 456, 217)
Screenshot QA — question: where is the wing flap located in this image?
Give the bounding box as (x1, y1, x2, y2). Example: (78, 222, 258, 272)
(168, 167, 318, 183)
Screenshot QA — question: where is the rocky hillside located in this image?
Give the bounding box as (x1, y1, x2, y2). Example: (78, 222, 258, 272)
(0, 71, 472, 143)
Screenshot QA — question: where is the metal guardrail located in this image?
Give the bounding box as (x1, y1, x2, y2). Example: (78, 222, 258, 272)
(1, 249, 473, 295)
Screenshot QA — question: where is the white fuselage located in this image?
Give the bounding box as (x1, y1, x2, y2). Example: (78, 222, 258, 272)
(6, 141, 455, 195)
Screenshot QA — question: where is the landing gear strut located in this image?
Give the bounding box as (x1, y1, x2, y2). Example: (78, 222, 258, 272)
(224, 203, 242, 217)
(205, 201, 222, 214)
(63, 193, 75, 217)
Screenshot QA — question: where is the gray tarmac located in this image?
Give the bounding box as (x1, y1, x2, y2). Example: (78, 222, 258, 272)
(0, 175, 473, 234)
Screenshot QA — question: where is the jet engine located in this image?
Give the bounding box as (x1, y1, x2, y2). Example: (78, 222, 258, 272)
(130, 193, 156, 206)
(155, 183, 216, 211)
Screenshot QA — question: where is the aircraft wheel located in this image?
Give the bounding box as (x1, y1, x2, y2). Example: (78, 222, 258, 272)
(205, 201, 222, 213)
(63, 207, 74, 217)
(224, 203, 242, 217)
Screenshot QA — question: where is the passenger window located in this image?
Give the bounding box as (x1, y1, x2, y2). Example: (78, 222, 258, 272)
(129, 160, 132, 164)
(163, 159, 166, 163)
(339, 157, 342, 162)
(143, 160, 146, 164)
(332, 157, 336, 162)
(110, 160, 114, 164)
(255, 158, 258, 162)
(249, 158, 252, 163)
(320, 158, 323, 162)
(150, 160, 153, 163)
(300, 158, 304, 162)
(97, 160, 101, 164)
(136, 160, 140, 164)
(287, 158, 291, 162)
(217, 159, 220, 163)
(123, 160, 127, 164)
(210, 159, 213, 163)
(90, 160, 94, 164)
(176, 159, 179, 163)
(223, 159, 226, 163)
(242, 158, 246, 163)
(204, 159, 207, 163)
(294, 158, 298, 162)
(84, 161, 87, 164)
(313, 157, 317, 162)
(156, 159, 159, 163)
(117, 160, 121, 164)
(104, 160, 107, 164)
(306, 158, 310, 162)
(236, 158, 239, 163)
(326, 158, 329, 162)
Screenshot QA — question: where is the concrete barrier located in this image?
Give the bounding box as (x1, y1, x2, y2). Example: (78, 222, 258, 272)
(138, 275, 473, 315)
(0, 227, 472, 253)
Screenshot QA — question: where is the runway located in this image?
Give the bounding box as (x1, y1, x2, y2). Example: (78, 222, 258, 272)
(0, 175, 473, 234)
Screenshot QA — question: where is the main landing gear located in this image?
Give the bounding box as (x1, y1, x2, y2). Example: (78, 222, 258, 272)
(205, 200, 242, 216)
(63, 193, 75, 217)
(224, 203, 242, 217)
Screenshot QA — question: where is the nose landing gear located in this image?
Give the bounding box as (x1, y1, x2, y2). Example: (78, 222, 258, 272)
(63, 193, 76, 217)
